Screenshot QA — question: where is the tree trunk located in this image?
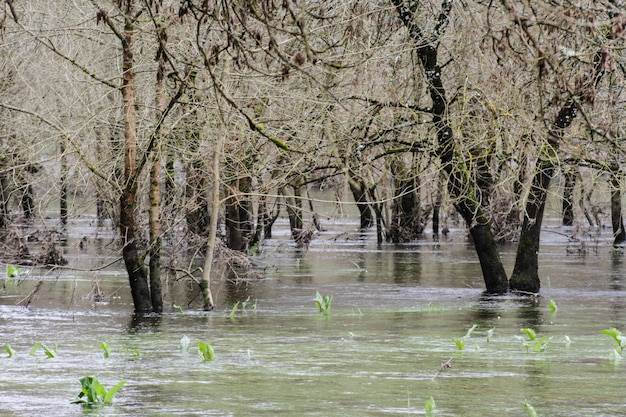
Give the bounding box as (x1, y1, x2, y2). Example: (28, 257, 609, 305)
(562, 167, 576, 226)
(119, 0, 152, 314)
(392, 0, 508, 292)
(346, 170, 374, 229)
(148, 20, 166, 314)
(510, 100, 577, 293)
(200, 134, 223, 311)
(284, 185, 302, 239)
(388, 157, 423, 242)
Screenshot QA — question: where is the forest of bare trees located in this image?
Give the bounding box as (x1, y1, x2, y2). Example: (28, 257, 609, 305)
(0, 1, 625, 313)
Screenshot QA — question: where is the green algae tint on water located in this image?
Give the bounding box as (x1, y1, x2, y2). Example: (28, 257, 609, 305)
(1, 218, 626, 416)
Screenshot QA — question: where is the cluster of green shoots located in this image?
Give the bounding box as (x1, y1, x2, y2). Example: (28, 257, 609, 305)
(520, 328, 552, 353)
(230, 296, 257, 320)
(314, 291, 332, 316)
(70, 376, 126, 407)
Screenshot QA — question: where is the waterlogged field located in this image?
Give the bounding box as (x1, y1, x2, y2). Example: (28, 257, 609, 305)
(1, 218, 626, 416)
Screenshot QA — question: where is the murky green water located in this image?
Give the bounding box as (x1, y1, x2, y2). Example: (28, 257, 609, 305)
(1, 218, 626, 416)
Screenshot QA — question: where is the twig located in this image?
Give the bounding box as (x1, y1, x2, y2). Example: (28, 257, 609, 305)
(17, 279, 43, 308)
(432, 357, 453, 380)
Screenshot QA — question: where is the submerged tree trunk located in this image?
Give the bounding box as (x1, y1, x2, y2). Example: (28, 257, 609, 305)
(388, 157, 424, 242)
(201, 134, 223, 311)
(224, 173, 253, 251)
(283, 185, 305, 245)
(510, 100, 577, 293)
(346, 170, 374, 229)
(147, 20, 167, 314)
(393, 0, 508, 292)
(118, 0, 152, 314)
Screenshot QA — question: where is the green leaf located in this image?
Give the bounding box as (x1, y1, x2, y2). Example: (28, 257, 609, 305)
(198, 341, 214, 361)
(100, 342, 111, 358)
(525, 401, 538, 417)
(103, 380, 126, 405)
(41, 343, 56, 358)
(464, 324, 478, 339)
(29, 342, 42, 356)
(5, 344, 15, 358)
(6, 264, 22, 278)
(601, 327, 626, 349)
(425, 396, 436, 415)
(521, 328, 537, 341)
(230, 301, 240, 320)
(548, 300, 557, 313)
(452, 338, 465, 351)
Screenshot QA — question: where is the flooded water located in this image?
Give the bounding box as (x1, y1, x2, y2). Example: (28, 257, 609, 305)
(1, 216, 626, 416)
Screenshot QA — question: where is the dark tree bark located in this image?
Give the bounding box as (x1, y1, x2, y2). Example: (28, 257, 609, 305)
(346, 170, 374, 229)
(225, 175, 253, 251)
(283, 185, 309, 247)
(117, 0, 152, 313)
(510, 101, 577, 293)
(21, 184, 34, 219)
(562, 167, 576, 226)
(251, 194, 280, 246)
(392, 0, 508, 292)
(388, 158, 424, 242)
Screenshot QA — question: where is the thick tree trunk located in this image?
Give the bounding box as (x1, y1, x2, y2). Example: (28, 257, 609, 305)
(119, 0, 152, 313)
(388, 158, 424, 242)
(510, 100, 577, 293)
(225, 171, 253, 251)
(393, 0, 508, 292)
(346, 170, 374, 229)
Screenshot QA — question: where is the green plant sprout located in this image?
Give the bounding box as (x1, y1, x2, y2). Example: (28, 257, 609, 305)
(452, 324, 477, 351)
(229, 301, 240, 320)
(248, 242, 260, 256)
(100, 342, 111, 359)
(70, 376, 126, 407)
(425, 396, 436, 416)
(230, 296, 257, 320)
(29, 342, 57, 358)
(525, 401, 539, 417)
(198, 342, 215, 361)
(548, 300, 557, 313)
(5, 344, 15, 358)
(520, 328, 551, 352)
(600, 327, 626, 351)
(314, 291, 333, 316)
(6, 264, 22, 278)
